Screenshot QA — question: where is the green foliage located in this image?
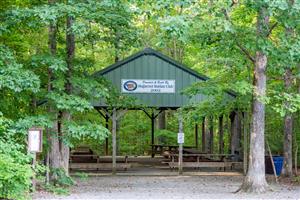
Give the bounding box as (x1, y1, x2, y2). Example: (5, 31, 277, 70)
(74, 172, 89, 181)
(12, 115, 52, 135)
(269, 91, 300, 117)
(51, 168, 75, 187)
(43, 184, 69, 196)
(0, 45, 40, 93)
(31, 54, 67, 72)
(292, 175, 300, 183)
(0, 153, 32, 200)
(47, 92, 93, 112)
(1, 2, 300, 198)
(0, 114, 33, 200)
(64, 121, 110, 147)
(155, 129, 177, 145)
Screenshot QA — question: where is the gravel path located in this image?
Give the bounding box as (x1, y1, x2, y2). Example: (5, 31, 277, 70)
(33, 175, 300, 199)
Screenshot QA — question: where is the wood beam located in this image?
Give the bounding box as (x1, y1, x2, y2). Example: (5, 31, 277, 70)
(219, 115, 224, 154)
(243, 112, 248, 175)
(151, 112, 155, 158)
(202, 117, 206, 153)
(112, 108, 117, 175)
(195, 124, 199, 149)
(178, 111, 183, 175)
(105, 114, 109, 156)
(209, 116, 214, 154)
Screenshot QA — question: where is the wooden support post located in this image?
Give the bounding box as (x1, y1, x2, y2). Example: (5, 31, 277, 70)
(202, 117, 206, 153)
(151, 112, 155, 158)
(112, 108, 117, 175)
(178, 112, 183, 175)
(209, 116, 214, 154)
(267, 141, 278, 183)
(219, 115, 224, 154)
(229, 111, 236, 156)
(195, 124, 199, 149)
(105, 114, 109, 156)
(32, 152, 36, 191)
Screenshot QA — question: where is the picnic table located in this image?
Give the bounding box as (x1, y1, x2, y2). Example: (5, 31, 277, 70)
(69, 146, 131, 171)
(149, 144, 195, 156)
(69, 155, 131, 171)
(165, 153, 241, 171)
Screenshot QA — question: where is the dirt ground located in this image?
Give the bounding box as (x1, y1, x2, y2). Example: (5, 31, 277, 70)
(33, 175, 300, 200)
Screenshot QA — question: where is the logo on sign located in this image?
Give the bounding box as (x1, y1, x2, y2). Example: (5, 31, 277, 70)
(123, 80, 137, 91)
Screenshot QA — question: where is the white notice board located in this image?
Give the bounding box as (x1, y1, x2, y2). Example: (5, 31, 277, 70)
(177, 132, 184, 144)
(28, 128, 43, 152)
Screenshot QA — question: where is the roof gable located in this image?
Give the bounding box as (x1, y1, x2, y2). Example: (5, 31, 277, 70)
(94, 48, 209, 81)
(92, 48, 235, 108)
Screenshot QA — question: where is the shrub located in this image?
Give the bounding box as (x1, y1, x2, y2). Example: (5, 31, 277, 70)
(0, 150, 32, 200)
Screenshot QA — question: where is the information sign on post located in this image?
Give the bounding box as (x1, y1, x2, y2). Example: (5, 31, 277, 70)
(28, 128, 43, 153)
(28, 127, 43, 191)
(177, 132, 184, 144)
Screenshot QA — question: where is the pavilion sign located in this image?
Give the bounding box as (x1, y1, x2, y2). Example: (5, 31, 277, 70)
(121, 79, 175, 93)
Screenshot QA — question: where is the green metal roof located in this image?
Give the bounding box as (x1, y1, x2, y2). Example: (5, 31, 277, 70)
(93, 48, 235, 108)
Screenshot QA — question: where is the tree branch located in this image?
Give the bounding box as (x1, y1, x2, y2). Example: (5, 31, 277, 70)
(267, 22, 278, 37)
(236, 42, 255, 63)
(223, 8, 255, 64)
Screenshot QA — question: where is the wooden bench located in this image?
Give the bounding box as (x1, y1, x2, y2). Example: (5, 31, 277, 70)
(70, 154, 130, 171)
(167, 161, 239, 170)
(69, 163, 131, 170)
(166, 153, 242, 171)
(149, 144, 196, 157)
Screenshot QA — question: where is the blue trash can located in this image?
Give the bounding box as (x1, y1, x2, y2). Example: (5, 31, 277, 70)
(272, 156, 283, 176)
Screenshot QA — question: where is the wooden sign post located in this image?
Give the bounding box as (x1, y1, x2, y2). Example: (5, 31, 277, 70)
(178, 112, 184, 175)
(28, 127, 43, 191)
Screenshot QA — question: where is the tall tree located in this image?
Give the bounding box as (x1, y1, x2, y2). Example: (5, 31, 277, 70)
(47, 0, 61, 181)
(281, 0, 295, 177)
(238, 3, 270, 193)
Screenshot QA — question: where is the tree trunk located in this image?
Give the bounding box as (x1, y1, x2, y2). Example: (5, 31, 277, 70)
(230, 111, 242, 161)
(58, 14, 75, 175)
(114, 29, 120, 62)
(296, 0, 300, 175)
(238, 5, 270, 193)
(47, 0, 61, 182)
(282, 69, 293, 177)
(281, 5, 294, 175)
(158, 111, 166, 129)
(230, 112, 236, 155)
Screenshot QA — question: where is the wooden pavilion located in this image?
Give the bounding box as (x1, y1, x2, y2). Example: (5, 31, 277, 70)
(70, 48, 246, 174)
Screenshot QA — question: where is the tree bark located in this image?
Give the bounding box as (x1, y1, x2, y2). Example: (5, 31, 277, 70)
(230, 111, 242, 161)
(47, 0, 61, 182)
(158, 111, 166, 129)
(281, 1, 295, 176)
(57, 14, 75, 175)
(229, 112, 236, 155)
(282, 69, 293, 177)
(238, 5, 270, 193)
